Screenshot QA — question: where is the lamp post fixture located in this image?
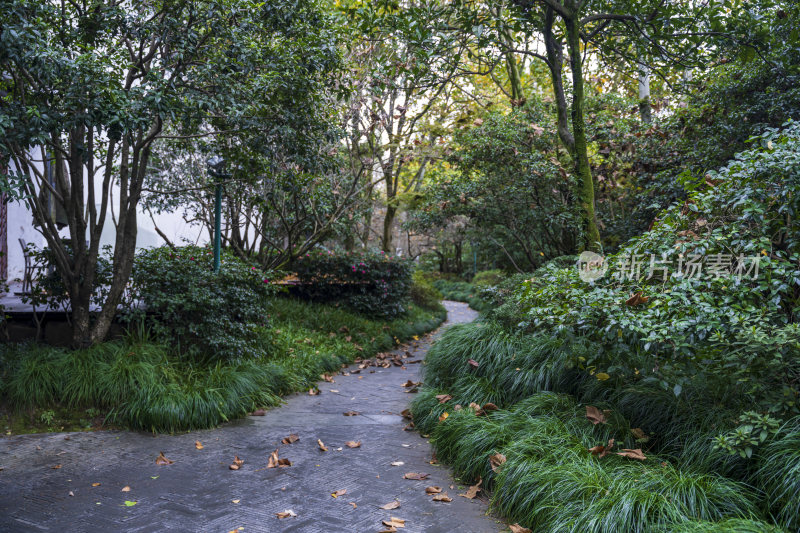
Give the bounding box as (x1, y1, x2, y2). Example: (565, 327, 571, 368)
(206, 156, 228, 274)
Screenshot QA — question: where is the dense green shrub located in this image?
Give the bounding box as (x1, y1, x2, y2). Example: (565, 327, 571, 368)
(292, 250, 412, 318)
(504, 124, 800, 416)
(410, 271, 444, 311)
(123, 245, 280, 361)
(471, 269, 505, 287)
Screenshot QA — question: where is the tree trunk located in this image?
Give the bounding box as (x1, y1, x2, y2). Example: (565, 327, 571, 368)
(382, 203, 397, 253)
(565, 15, 601, 251)
(638, 60, 652, 123)
(544, 8, 575, 154)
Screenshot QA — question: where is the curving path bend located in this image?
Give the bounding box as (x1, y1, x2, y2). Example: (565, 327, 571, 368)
(0, 301, 501, 533)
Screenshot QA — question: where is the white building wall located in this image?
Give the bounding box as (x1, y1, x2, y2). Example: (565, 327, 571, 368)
(3, 146, 207, 283)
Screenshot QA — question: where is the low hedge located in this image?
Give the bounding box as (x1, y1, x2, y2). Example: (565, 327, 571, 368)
(291, 250, 412, 318)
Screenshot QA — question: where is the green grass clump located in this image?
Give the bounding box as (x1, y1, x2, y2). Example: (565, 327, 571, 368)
(3, 344, 65, 408)
(660, 518, 787, 532)
(755, 416, 800, 531)
(1, 298, 446, 434)
(413, 321, 789, 531)
(418, 391, 757, 533)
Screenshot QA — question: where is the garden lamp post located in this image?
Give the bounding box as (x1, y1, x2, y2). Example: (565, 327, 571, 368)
(206, 156, 228, 274)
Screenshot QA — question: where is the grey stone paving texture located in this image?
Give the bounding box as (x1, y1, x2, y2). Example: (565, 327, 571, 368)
(0, 301, 504, 533)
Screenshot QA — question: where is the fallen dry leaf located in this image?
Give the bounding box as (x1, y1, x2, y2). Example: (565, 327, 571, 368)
(588, 438, 615, 458)
(308, 388, 320, 396)
(490, 453, 507, 472)
(321, 374, 335, 383)
(92, 482, 101, 487)
(438, 412, 449, 423)
(318, 439, 328, 452)
(349, 501, 357, 509)
(432, 492, 453, 502)
(232, 499, 240, 504)
(195, 441, 204, 450)
(435, 394, 452, 404)
(229, 455, 244, 470)
(585, 405, 608, 425)
(391, 461, 405, 466)
(343, 411, 360, 416)
(631, 428, 649, 442)
(331, 489, 347, 498)
(425, 486, 442, 494)
(382, 517, 406, 529)
(403, 472, 429, 480)
(276, 509, 297, 519)
(483, 403, 499, 412)
(282, 434, 300, 445)
(401, 409, 412, 419)
(625, 291, 650, 306)
(459, 477, 482, 499)
(250, 409, 266, 416)
(509, 524, 532, 533)
(51, 464, 62, 469)
(155, 452, 174, 465)
(467, 359, 480, 368)
(617, 448, 647, 461)
(121, 486, 131, 492)
(268, 449, 280, 468)
(68, 491, 74, 497)
(380, 500, 401, 510)
(402, 380, 419, 388)
(345, 441, 361, 448)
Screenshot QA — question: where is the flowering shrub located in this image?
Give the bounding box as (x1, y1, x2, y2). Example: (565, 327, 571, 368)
(291, 250, 411, 318)
(123, 245, 281, 361)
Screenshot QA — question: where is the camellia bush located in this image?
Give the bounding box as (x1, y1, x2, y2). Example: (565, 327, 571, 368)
(291, 250, 412, 318)
(123, 245, 281, 361)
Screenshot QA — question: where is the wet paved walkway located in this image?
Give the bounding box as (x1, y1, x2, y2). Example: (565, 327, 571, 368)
(0, 301, 502, 532)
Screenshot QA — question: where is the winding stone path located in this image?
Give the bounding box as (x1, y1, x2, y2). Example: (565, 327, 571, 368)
(0, 301, 502, 532)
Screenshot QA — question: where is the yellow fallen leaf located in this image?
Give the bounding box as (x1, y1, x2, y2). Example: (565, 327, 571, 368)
(92, 483, 101, 487)
(382, 517, 406, 528)
(195, 441, 203, 450)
